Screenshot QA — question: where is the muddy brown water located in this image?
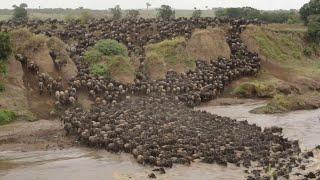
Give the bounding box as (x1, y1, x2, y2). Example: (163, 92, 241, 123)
(0, 100, 319, 180)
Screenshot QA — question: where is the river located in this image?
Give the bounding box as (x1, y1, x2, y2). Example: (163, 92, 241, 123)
(0, 100, 319, 180)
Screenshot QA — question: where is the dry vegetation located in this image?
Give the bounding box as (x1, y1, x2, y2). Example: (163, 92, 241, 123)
(226, 24, 320, 113)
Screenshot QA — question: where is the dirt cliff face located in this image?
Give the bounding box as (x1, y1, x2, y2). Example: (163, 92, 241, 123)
(186, 27, 231, 61)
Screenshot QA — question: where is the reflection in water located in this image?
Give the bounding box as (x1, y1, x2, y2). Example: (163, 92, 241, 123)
(196, 101, 320, 150)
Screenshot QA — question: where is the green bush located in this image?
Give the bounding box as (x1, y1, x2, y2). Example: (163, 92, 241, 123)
(0, 32, 12, 61)
(0, 83, 5, 92)
(215, 7, 300, 23)
(90, 56, 134, 77)
(0, 63, 8, 77)
(192, 8, 202, 18)
(91, 64, 108, 76)
(303, 47, 313, 57)
(110, 5, 122, 20)
(94, 39, 127, 57)
(79, 11, 93, 24)
(126, 9, 140, 19)
(0, 109, 16, 125)
(157, 5, 175, 20)
(307, 15, 320, 43)
(300, 0, 320, 24)
(84, 49, 103, 63)
(12, 3, 28, 21)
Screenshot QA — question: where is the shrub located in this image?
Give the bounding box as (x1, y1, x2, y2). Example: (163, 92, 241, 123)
(0, 32, 12, 61)
(300, 0, 320, 24)
(157, 5, 175, 20)
(126, 10, 140, 19)
(0, 63, 8, 77)
(0, 83, 5, 92)
(91, 64, 108, 76)
(84, 49, 103, 63)
(307, 15, 320, 43)
(110, 5, 122, 20)
(90, 56, 134, 77)
(12, 3, 28, 21)
(80, 11, 93, 24)
(94, 39, 127, 57)
(192, 8, 202, 18)
(303, 47, 313, 57)
(0, 109, 16, 125)
(64, 13, 76, 23)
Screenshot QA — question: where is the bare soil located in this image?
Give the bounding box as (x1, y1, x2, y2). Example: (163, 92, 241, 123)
(0, 119, 74, 151)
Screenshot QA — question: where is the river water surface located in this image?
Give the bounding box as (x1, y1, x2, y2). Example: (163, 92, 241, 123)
(0, 100, 319, 180)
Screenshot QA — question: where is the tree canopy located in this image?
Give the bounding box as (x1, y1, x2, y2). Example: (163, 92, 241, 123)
(12, 3, 28, 21)
(157, 5, 175, 20)
(300, 0, 320, 24)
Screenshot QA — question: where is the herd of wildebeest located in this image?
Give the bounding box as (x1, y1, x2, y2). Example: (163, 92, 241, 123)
(1, 18, 319, 179)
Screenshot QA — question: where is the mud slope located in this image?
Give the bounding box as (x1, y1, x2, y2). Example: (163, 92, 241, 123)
(3, 29, 78, 118)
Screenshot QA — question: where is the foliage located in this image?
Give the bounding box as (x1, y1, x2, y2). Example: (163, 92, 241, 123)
(0, 63, 8, 77)
(79, 11, 93, 24)
(259, 10, 299, 24)
(64, 13, 76, 23)
(215, 7, 300, 23)
(192, 8, 202, 18)
(157, 5, 175, 20)
(12, 3, 28, 21)
(303, 47, 313, 57)
(84, 40, 134, 79)
(147, 37, 194, 66)
(0, 109, 16, 125)
(110, 5, 122, 20)
(94, 39, 127, 57)
(126, 9, 140, 19)
(10, 29, 46, 55)
(146, 2, 151, 10)
(251, 92, 320, 114)
(91, 64, 108, 76)
(300, 0, 320, 24)
(232, 81, 275, 98)
(306, 15, 320, 43)
(0, 32, 12, 61)
(90, 56, 134, 78)
(215, 7, 260, 19)
(0, 83, 5, 92)
(84, 49, 103, 64)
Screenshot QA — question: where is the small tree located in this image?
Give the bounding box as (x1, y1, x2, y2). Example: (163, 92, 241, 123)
(300, 0, 320, 24)
(12, 3, 28, 21)
(110, 5, 122, 20)
(307, 15, 320, 43)
(146, 2, 151, 10)
(126, 10, 140, 19)
(0, 32, 11, 61)
(157, 5, 175, 20)
(192, 8, 202, 18)
(80, 11, 93, 24)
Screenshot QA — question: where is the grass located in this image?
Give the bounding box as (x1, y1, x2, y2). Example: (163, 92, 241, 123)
(91, 56, 134, 77)
(146, 37, 196, 68)
(0, 109, 16, 125)
(232, 81, 276, 98)
(251, 92, 320, 114)
(0, 61, 8, 77)
(84, 39, 135, 82)
(0, 83, 5, 92)
(245, 25, 320, 78)
(10, 29, 47, 56)
(0, 9, 216, 21)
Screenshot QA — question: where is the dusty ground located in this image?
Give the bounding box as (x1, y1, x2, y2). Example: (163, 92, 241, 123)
(0, 119, 74, 151)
